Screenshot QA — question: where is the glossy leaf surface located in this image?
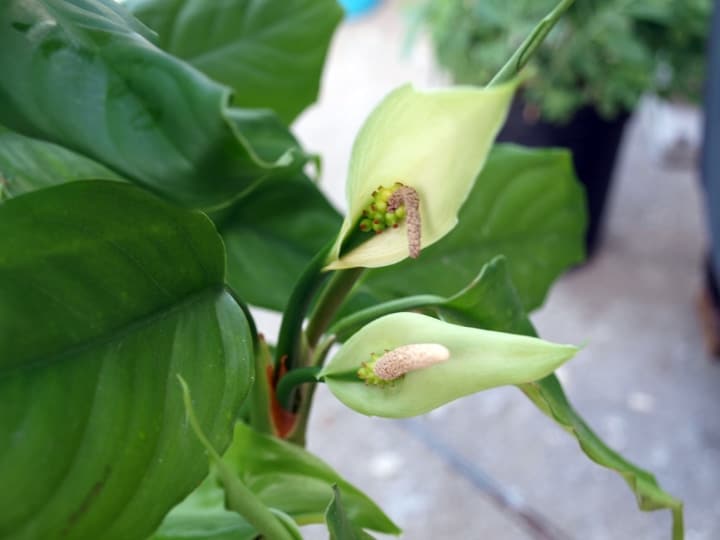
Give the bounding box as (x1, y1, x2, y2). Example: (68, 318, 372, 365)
(0, 0, 302, 209)
(215, 174, 342, 311)
(0, 182, 253, 539)
(224, 423, 400, 534)
(128, 0, 343, 124)
(326, 486, 376, 540)
(150, 476, 257, 540)
(0, 127, 122, 199)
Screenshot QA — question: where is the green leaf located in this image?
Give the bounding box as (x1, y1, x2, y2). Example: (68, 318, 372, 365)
(329, 256, 532, 342)
(437, 256, 536, 335)
(0, 181, 253, 540)
(0, 0, 303, 209)
(150, 476, 258, 540)
(321, 312, 577, 418)
(224, 422, 401, 535)
(441, 256, 685, 539)
(326, 486, 376, 540)
(0, 127, 123, 198)
(176, 378, 300, 540)
(127, 0, 344, 124)
(150, 473, 304, 540)
(346, 144, 586, 314)
(521, 376, 684, 540)
(214, 174, 342, 311)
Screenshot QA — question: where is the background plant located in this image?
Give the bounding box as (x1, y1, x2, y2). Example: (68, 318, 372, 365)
(414, 0, 712, 122)
(0, 1, 683, 539)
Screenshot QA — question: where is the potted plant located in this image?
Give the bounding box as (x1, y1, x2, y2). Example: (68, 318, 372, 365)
(415, 0, 712, 255)
(0, 1, 684, 539)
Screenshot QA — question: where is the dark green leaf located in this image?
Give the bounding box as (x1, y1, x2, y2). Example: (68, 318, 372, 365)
(224, 423, 400, 535)
(127, 0, 343, 124)
(346, 144, 586, 315)
(438, 256, 535, 335)
(326, 486, 376, 540)
(438, 256, 684, 539)
(0, 127, 123, 199)
(0, 0, 303, 209)
(215, 174, 342, 311)
(0, 181, 253, 540)
(520, 376, 684, 540)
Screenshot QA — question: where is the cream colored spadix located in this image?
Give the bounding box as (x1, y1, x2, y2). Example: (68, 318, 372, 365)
(319, 313, 578, 418)
(325, 81, 517, 270)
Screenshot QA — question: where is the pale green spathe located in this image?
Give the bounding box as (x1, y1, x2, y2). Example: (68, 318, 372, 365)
(320, 313, 578, 418)
(326, 81, 517, 270)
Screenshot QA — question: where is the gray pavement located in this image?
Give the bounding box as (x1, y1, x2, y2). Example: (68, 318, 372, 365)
(256, 2, 720, 538)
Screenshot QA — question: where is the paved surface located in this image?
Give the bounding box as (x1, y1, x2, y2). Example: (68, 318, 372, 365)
(257, 2, 720, 538)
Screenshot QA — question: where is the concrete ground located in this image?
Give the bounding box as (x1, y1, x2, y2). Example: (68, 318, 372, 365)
(257, 2, 720, 538)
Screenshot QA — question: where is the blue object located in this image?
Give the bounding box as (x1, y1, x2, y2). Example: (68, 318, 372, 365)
(339, 0, 379, 17)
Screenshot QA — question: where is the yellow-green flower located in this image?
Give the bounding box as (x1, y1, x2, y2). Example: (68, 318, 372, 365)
(319, 313, 577, 418)
(325, 81, 517, 270)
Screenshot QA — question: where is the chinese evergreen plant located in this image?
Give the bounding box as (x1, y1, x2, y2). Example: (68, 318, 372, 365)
(0, 1, 683, 539)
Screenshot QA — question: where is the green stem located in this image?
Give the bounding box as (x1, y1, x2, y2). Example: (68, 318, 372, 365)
(488, 0, 576, 87)
(220, 465, 295, 540)
(328, 294, 446, 342)
(310, 334, 337, 367)
(274, 243, 332, 374)
(177, 376, 294, 540)
(304, 267, 365, 348)
(248, 338, 275, 435)
(286, 382, 317, 447)
(276, 366, 322, 410)
(286, 336, 336, 446)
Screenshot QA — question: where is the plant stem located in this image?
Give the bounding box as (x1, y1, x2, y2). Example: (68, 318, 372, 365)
(488, 0, 576, 87)
(276, 366, 322, 410)
(310, 334, 337, 367)
(221, 465, 296, 540)
(177, 376, 294, 540)
(286, 382, 317, 447)
(286, 336, 336, 446)
(304, 267, 365, 348)
(328, 294, 446, 342)
(274, 243, 332, 375)
(248, 337, 275, 435)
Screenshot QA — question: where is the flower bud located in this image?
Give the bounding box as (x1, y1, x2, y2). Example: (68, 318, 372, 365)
(320, 313, 577, 418)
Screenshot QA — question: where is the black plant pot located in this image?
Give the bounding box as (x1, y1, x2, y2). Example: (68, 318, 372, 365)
(497, 99, 630, 258)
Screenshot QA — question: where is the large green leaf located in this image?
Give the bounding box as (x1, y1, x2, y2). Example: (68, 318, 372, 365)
(128, 0, 343, 124)
(0, 127, 123, 199)
(213, 174, 342, 311)
(438, 256, 684, 539)
(0, 0, 303, 209)
(0, 181, 253, 540)
(224, 422, 401, 535)
(345, 144, 586, 315)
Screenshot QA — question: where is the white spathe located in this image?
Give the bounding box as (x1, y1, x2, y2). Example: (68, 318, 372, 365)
(325, 81, 517, 270)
